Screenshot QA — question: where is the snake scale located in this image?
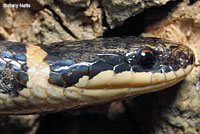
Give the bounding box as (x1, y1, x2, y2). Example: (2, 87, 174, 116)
(0, 36, 194, 115)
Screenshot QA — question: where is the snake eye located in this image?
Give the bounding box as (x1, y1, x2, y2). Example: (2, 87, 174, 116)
(136, 48, 156, 68)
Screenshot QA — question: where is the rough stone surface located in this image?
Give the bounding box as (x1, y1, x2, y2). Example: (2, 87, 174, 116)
(0, 0, 103, 44)
(0, 0, 176, 43)
(61, 0, 90, 7)
(103, 0, 174, 28)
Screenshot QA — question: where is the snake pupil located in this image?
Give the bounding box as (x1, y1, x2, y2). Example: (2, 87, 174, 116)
(137, 48, 156, 68)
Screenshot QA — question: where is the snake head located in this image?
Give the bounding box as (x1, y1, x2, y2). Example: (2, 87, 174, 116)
(62, 38, 195, 104)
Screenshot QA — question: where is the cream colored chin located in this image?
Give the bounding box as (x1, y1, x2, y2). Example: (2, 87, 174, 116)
(65, 75, 185, 102)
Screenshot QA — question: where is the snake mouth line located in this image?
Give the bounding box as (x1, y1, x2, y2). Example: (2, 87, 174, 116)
(64, 64, 193, 101)
(72, 64, 193, 89)
(64, 77, 185, 102)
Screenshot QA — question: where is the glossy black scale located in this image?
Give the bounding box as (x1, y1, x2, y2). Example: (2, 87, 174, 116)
(62, 64, 89, 87)
(49, 73, 64, 87)
(114, 63, 131, 73)
(15, 72, 29, 86)
(1, 51, 13, 59)
(0, 42, 28, 96)
(88, 60, 113, 78)
(50, 59, 75, 73)
(15, 53, 26, 61)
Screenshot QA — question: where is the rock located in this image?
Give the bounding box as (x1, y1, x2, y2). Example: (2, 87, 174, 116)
(103, 0, 174, 28)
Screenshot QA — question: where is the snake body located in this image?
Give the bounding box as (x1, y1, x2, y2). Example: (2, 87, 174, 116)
(0, 36, 194, 115)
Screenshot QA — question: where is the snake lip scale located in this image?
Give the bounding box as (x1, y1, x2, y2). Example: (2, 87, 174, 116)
(0, 36, 195, 115)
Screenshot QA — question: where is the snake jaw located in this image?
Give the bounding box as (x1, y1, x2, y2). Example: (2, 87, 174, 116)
(66, 63, 193, 105)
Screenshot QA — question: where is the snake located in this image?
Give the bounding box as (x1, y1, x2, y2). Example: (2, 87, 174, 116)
(0, 36, 194, 115)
